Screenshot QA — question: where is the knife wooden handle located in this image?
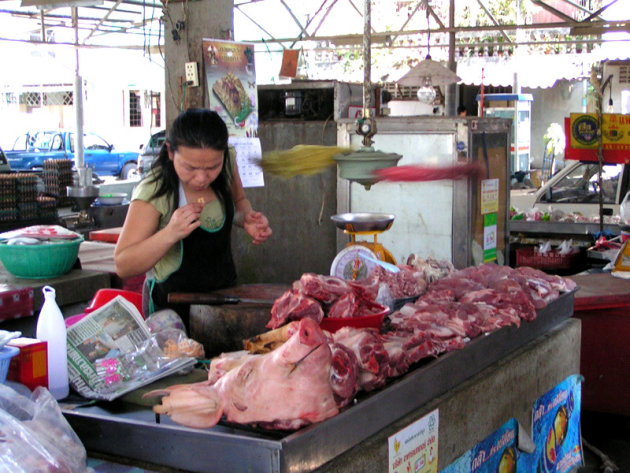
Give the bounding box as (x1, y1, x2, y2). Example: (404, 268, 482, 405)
(167, 293, 240, 305)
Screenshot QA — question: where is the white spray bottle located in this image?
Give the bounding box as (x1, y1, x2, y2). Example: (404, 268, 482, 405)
(36, 285, 69, 400)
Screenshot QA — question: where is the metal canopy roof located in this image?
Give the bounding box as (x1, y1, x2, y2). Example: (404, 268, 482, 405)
(0, 0, 163, 49)
(0, 0, 628, 87)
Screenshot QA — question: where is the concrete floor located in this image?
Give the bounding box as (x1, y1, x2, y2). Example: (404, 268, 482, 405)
(579, 410, 630, 473)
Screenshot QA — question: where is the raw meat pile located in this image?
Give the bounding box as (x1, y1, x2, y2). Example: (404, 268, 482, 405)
(266, 268, 427, 329)
(150, 263, 577, 431)
(381, 263, 576, 375)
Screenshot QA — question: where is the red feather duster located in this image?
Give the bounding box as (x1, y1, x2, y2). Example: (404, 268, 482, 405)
(374, 162, 485, 182)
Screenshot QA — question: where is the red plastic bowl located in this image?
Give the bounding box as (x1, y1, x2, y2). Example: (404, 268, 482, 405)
(66, 289, 144, 328)
(320, 303, 389, 333)
(84, 289, 143, 316)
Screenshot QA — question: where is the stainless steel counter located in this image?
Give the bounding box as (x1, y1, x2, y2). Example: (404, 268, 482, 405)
(510, 220, 621, 238)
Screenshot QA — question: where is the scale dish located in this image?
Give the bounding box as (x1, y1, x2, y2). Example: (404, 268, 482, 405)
(331, 213, 395, 232)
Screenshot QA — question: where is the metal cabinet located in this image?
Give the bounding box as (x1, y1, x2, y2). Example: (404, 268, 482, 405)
(336, 116, 511, 268)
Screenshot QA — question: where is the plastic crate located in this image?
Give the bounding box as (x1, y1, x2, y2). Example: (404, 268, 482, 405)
(515, 247, 580, 270)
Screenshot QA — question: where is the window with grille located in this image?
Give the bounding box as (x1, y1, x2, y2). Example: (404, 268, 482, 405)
(129, 90, 142, 127)
(43, 91, 73, 106)
(619, 65, 630, 84)
(0, 93, 17, 109)
(20, 92, 41, 108)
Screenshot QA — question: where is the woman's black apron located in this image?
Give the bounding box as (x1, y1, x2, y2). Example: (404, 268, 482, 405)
(147, 193, 237, 330)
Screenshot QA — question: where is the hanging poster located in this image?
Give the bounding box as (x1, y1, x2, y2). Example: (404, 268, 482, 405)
(441, 375, 583, 473)
(440, 418, 519, 473)
(523, 374, 584, 473)
(203, 39, 258, 138)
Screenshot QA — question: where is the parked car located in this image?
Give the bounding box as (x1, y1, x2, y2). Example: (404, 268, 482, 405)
(510, 160, 630, 221)
(137, 130, 165, 176)
(0, 145, 11, 172)
(6, 130, 139, 179)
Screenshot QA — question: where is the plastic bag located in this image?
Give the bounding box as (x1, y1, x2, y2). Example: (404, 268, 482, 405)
(0, 384, 93, 473)
(557, 239, 576, 255)
(621, 191, 630, 224)
(375, 283, 394, 310)
(144, 308, 186, 334)
(154, 328, 205, 359)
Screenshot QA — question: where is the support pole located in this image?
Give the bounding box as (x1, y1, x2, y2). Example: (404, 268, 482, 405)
(73, 7, 86, 184)
(445, 0, 457, 116)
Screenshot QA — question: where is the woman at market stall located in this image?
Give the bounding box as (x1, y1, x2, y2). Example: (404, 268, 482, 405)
(114, 108, 272, 330)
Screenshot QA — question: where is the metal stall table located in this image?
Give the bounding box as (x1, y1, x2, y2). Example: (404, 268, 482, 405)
(63, 292, 576, 473)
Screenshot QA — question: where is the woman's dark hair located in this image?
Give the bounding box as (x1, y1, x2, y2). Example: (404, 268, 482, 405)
(148, 108, 233, 208)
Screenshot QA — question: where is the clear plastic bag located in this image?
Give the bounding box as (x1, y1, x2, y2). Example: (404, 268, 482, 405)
(621, 191, 630, 224)
(144, 308, 186, 334)
(154, 328, 205, 359)
(0, 384, 92, 473)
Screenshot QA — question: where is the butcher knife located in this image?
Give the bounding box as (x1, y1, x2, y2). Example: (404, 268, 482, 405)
(167, 292, 275, 305)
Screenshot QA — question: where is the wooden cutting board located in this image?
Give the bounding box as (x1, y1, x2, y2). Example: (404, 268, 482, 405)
(189, 284, 290, 357)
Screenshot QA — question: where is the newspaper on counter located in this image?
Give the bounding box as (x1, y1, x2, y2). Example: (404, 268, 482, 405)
(66, 295, 196, 401)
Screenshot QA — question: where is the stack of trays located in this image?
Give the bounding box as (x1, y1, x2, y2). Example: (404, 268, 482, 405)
(0, 175, 18, 222)
(37, 195, 58, 221)
(15, 173, 39, 221)
(43, 159, 73, 207)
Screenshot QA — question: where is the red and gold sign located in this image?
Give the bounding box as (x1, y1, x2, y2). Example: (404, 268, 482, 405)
(565, 113, 630, 164)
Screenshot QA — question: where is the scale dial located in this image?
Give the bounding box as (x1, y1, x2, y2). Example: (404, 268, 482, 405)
(359, 121, 372, 134)
(330, 245, 378, 281)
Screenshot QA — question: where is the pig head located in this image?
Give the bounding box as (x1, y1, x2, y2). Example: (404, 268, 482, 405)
(146, 317, 339, 430)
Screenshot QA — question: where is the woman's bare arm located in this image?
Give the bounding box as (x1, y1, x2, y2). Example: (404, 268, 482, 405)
(114, 199, 202, 278)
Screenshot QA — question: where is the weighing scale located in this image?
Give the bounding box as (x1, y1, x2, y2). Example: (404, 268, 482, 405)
(330, 213, 397, 280)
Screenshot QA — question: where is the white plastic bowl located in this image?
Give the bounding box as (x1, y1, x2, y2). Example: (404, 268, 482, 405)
(97, 193, 127, 205)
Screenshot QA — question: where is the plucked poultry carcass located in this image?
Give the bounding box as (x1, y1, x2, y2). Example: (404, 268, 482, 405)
(145, 318, 342, 430)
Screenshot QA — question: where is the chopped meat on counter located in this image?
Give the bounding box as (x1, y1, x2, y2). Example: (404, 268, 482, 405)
(332, 327, 390, 392)
(267, 290, 324, 329)
(295, 273, 353, 304)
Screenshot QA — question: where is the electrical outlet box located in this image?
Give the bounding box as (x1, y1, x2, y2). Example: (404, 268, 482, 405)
(185, 61, 199, 87)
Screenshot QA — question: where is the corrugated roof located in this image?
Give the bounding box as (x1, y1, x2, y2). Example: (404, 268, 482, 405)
(456, 53, 597, 89)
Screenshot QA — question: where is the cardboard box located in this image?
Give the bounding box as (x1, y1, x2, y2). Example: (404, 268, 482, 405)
(7, 337, 48, 391)
(0, 284, 34, 321)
